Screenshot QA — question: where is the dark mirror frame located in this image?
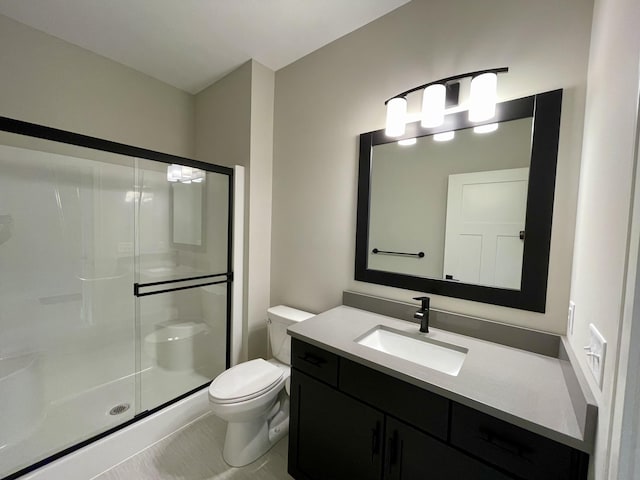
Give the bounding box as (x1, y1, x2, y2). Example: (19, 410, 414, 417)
(355, 89, 563, 312)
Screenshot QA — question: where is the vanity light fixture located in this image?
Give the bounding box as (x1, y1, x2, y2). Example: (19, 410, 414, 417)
(434, 131, 455, 142)
(473, 123, 499, 134)
(398, 138, 417, 146)
(167, 164, 206, 183)
(384, 67, 508, 137)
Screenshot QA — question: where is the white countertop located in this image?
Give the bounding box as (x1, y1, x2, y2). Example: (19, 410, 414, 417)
(288, 305, 591, 452)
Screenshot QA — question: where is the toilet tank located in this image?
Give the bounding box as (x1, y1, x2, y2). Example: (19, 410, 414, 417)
(267, 305, 314, 365)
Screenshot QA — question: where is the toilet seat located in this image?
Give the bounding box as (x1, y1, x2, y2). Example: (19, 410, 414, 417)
(209, 359, 284, 404)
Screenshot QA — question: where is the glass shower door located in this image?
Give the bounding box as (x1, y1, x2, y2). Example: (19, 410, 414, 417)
(134, 158, 231, 412)
(0, 119, 234, 479)
(0, 135, 137, 479)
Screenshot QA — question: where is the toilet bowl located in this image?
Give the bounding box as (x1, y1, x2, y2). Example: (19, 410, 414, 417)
(208, 305, 314, 467)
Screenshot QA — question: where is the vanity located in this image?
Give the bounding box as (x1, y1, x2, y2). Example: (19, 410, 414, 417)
(286, 86, 595, 478)
(286, 299, 595, 480)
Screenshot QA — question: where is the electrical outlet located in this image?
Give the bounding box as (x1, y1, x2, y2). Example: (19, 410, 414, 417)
(567, 301, 575, 336)
(584, 323, 606, 389)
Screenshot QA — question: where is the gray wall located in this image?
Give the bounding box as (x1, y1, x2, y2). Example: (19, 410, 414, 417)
(271, 0, 593, 334)
(247, 62, 275, 360)
(195, 60, 275, 361)
(0, 15, 194, 157)
(195, 62, 252, 169)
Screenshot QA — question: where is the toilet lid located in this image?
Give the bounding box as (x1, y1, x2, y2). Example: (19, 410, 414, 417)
(209, 359, 283, 403)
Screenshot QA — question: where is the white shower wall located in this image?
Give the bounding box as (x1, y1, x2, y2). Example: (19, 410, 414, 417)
(0, 145, 135, 406)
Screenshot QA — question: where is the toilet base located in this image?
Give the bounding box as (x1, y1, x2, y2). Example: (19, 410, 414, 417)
(222, 399, 289, 467)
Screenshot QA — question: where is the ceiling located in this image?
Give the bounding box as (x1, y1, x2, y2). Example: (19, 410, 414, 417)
(0, 0, 410, 94)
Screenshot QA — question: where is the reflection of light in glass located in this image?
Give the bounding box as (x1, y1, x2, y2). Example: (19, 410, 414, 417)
(166, 164, 206, 183)
(434, 131, 455, 142)
(398, 138, 417, 146)
(167, 164, 182, 182)
(125, 191, 154, 203)
(474, 123, 499, 134)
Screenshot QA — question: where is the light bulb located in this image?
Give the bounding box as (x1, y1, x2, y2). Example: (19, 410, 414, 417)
(469, 72, 498, 122)
(398, 138, 417, 146)
(385, 97, 407, 137)
(421, 84, 446, 128)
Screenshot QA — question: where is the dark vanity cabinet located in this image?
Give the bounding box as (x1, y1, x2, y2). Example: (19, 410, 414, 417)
(288, 339, 589, 480)
(290, 370, 384, 479)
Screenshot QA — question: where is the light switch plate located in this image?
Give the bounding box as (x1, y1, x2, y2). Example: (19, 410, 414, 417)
(586, 323, 606, 389)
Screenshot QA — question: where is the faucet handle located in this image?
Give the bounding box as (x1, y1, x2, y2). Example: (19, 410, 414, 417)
(413, 296, 430, 310)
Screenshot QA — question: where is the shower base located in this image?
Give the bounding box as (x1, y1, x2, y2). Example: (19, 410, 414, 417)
(0, 366, 211, 479)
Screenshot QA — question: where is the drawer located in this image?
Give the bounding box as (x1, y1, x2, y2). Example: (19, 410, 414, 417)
(450, 403, 588, 480)
(339, 358, 449, 441)
(291, 339, 339, 387)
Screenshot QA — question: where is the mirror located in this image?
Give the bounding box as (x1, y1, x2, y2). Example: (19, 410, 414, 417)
(172, 181, 205, 247)
(355, 90, 562, 312)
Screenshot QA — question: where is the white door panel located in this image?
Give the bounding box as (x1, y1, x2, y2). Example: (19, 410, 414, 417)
(444, 168, 528, 289)
(456, 234, 482, 284)
(495, 235, 525, 288)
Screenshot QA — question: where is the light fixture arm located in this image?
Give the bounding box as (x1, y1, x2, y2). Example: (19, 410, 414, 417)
(384, 67, 508, 104)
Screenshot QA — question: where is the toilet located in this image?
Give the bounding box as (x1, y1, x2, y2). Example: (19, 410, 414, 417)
(208, 305, 314, 467)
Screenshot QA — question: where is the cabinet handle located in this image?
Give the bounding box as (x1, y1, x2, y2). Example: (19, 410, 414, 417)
(388, 430, 399, 474)
(479, 429, 530, 459)
(371, 421, 381, 460)
(298, 352, 327, 368)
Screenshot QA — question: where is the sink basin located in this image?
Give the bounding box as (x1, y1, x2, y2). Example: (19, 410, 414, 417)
(355, 326, 467, 376)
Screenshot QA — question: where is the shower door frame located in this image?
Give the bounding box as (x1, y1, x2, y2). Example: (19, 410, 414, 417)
(0, 116, 234, 480)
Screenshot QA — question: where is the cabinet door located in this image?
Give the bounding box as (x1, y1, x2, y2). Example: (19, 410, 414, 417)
(289, 370, 384, 480)
(385, 417, 513, 480)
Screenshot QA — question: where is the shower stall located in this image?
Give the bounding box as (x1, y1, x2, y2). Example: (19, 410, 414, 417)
(0, 118, 234, 480)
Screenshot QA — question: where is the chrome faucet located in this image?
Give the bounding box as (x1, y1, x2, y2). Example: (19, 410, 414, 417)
(413, 296, 430, 333)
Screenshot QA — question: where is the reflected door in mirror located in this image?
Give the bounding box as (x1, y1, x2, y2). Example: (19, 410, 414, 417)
(443, 168, 528, 289)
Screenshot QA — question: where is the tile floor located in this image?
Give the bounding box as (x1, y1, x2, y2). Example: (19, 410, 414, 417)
(93, 413, 294, 480)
